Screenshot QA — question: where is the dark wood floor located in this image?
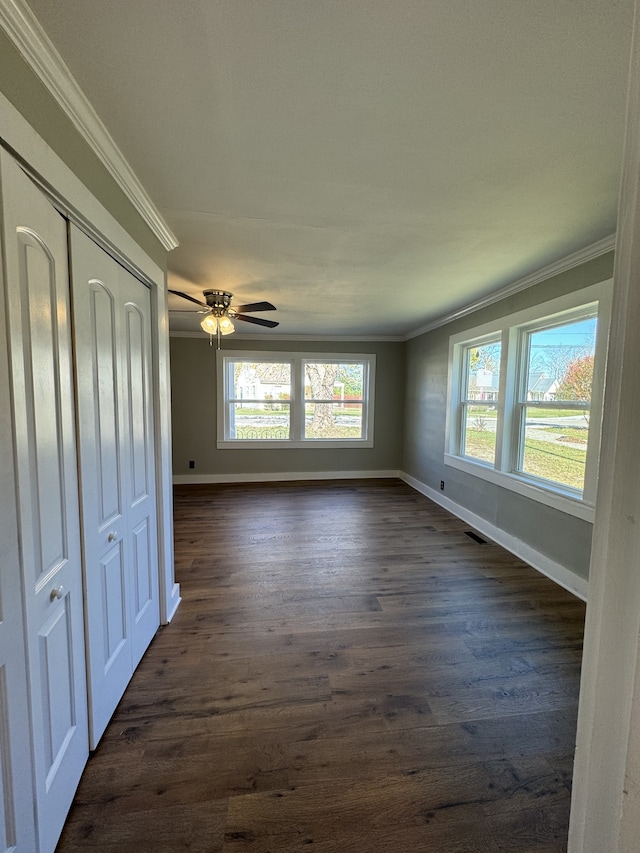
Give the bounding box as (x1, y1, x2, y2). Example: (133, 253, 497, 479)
(56, 479, 585, 852)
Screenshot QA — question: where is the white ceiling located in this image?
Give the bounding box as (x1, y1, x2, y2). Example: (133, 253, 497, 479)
(26, 0, 634, 337)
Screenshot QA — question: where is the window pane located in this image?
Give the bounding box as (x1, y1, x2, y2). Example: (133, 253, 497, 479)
(228, 402, 290, 440)
(305, 403, 363, 439)
(302, 362, 365, 439)
(461, 404, 498, 463)
(526, 316, 596, 403)
(304, 362, 364, 401)
(519, 405, 588, 492)
(461, 342, 500, 463)
(464, 342, 501, 401)
(231, 362, 291, 401)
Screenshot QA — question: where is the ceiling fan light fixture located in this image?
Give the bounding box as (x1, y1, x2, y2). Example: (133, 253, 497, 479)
(218, 315, 235, 335)
(200, 314, 218, 334)
(169, 288, 278, 341)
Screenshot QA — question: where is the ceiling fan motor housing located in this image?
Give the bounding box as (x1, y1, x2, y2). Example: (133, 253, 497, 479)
(168, 287, 278, 328)
(203, 289, 233, 315)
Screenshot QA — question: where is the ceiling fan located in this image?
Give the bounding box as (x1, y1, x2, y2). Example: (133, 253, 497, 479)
(169, 289, 279, 345)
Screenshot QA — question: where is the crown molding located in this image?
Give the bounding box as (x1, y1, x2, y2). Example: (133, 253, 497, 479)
(0, 0, 178, 251)
(405, 234, 616, 340)
(0, 91, 164, 285)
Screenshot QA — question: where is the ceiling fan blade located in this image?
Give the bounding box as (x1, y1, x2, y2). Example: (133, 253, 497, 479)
(168, 309, 209, 313)
(234, 313, 279, 329)
(233, 301, 276, 313)
(168, 289, 209, 309)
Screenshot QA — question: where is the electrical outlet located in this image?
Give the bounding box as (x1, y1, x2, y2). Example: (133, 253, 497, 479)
(189, 460, 195, 469)
(440, 480, 445, 490)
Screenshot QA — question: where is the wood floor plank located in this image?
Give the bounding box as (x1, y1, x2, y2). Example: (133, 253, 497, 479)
(223, 755, 567, 850)
(56, 480, 584, 852)
(58, 799, 228, 852)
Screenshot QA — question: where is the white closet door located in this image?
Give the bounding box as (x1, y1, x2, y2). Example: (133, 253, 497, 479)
(0, 152, 88, 853)
(0, 172, 38, 853)
(69, 230, 131, 745)
(70, 225, 159, 748)
(121, 267, 160, 669)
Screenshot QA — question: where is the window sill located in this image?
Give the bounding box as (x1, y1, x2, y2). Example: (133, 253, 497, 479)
(218, 438, 374, 450)
(444, 453, 595, 522)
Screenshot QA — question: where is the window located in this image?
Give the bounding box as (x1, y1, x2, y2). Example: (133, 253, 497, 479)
(446, 282, 611, 520)
(517, 312, 597, 493)
(217, 351, 375, 448)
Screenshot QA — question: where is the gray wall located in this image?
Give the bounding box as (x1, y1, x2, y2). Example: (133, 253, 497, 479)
(0, 29, 166, 267)
(402, 252, 614, 580)
(170, 336, 405, 477)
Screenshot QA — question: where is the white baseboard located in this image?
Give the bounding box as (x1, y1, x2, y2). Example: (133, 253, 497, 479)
(172, 469, 400, 485)
(164, 584, 182, 624)
(399, 471, 588, 602)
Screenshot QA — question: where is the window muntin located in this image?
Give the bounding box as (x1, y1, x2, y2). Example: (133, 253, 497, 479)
(218, 352, 374, 448)
(446, 282, 610, 517)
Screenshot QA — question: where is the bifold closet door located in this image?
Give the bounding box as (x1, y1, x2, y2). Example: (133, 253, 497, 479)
(70, 225, 159, 748)
(0, 159, 37, 851)
(0, 152, 88, 853)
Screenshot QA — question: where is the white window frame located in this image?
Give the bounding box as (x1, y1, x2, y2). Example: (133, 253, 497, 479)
(217, 351, 376, 449)
(445, 281, 612, 521)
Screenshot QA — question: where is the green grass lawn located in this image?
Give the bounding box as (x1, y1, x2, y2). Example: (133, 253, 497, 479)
(463, 428, 497, 464)
(234, 406, 288, 415)
(235, 405, 356, 415)
(467, 406, 586, 420)
(464, 428, 586, 491)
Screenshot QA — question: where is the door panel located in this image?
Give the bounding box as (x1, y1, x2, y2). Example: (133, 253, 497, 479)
(88, 282, 121, 526)
(84, 537, 129, 745)
(0, 150, 88, 853)
(70, 225, 159, 747)
(18, 231, 68, 584)
(125, 302, 150, 502)
(101, 545, 128, 667)
(39, 598, 76, 779)
(132, 519, 152, 615)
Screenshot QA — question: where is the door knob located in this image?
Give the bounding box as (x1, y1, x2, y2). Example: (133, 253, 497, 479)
(49, 585, 64, 602)
(108, 531, 118, 542)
